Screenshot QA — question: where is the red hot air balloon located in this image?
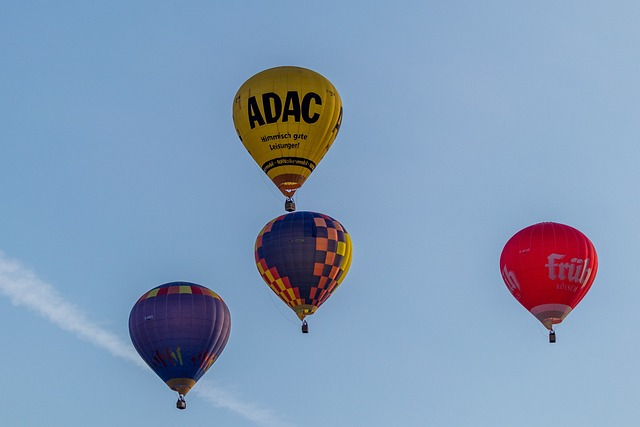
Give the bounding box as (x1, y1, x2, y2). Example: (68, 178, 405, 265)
(129, 282, 231, 409)
(500, 222, 598, 342)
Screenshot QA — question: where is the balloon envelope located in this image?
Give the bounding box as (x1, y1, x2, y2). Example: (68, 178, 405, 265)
(129, 281, 231, 396)
(233, 66, 343, 199)
(500, 222, 598, 329)
(255, 211, 352, 321)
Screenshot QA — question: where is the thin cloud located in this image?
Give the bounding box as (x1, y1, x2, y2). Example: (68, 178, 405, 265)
(0, 251, 143, 366)
(196, 382, 298, 427)
(0, 251, 295, 427)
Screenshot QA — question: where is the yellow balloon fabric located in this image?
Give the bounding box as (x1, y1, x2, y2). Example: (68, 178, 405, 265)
(233, 66, 343, 198)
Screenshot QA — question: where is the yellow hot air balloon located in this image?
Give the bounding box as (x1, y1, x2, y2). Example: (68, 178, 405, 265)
(233, 66, 343, 212)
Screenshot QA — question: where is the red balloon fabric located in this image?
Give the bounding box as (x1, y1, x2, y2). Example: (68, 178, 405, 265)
(500, 222, 598, 330)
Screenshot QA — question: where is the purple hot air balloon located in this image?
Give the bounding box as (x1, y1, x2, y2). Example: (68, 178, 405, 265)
(129, 281, 231, 409)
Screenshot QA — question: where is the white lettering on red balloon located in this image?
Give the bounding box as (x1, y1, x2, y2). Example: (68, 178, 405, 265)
(501, 266, 522, 300)
(545, 253, 593, 289)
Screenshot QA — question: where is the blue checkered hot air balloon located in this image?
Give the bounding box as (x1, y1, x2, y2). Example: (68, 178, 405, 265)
(255, 211, 352, 333)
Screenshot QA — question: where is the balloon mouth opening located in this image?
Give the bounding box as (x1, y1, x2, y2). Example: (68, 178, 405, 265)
(530, 304, 573, 330)
(166, 378, 197, 396)
(271, 174, 306, 195)
(294, 304, 317, 321)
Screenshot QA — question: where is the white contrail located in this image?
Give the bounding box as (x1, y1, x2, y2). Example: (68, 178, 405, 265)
(196, 382, 298, 427)
(0, 251, 144, 366)
(0, 251, 295, 427)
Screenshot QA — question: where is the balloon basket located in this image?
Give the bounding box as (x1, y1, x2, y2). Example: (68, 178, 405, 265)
(285, 198, 296, 212)
(176, 395, 186, 410)
(301, 320, 309, 334)
(549, 330, 556, 343)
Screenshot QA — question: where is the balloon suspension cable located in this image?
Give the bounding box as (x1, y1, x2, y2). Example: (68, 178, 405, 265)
(301, 319, 309, 334)
(176, 394, 187, 410)
(549, 327, 556, 344)
(285, 197, 296, 212)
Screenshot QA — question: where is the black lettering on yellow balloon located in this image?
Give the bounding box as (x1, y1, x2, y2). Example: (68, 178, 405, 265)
(282, 91, 301, 123)
(262, 93, 282, 124)
(301, 92, 321, 123)
(247, 91, 322, 129)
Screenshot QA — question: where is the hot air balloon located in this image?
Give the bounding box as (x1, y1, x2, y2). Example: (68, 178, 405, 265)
(233, 66, 343, 212)
(129, 281, 231, 409)
(255, 211, 352, 333)
(500, 222, 598, 342)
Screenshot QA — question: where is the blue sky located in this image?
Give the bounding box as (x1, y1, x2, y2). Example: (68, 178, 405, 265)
(2, 1, 640, 426)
